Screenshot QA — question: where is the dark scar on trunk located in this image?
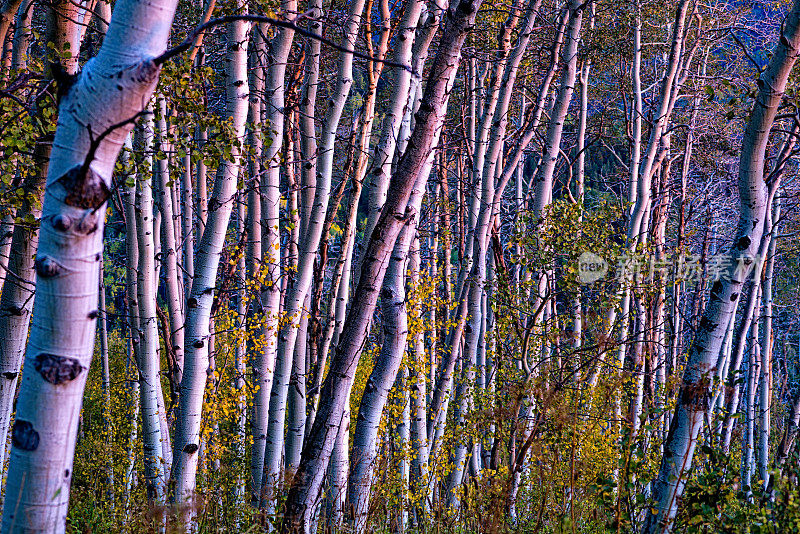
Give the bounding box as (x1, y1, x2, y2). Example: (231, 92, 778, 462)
(33, 353, 85, 385)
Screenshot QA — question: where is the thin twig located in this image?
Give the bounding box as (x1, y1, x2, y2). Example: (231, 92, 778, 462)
(154, 13, 412, 71)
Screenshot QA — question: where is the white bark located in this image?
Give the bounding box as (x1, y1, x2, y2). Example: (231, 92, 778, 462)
(757, 198, 778, 487)
(263, 0, 363, 505)
(156, 96, 185, 385)
(1, 0, 179, 526)
(347, 171, 426, 530)
(283, 1, 482, 527)
(256, 0, 296, 510)
(642, 1, 800, 530)
(134, 116, 166, 502)
(172, 14, 249, 513)
(246, 24, 269, 505)
(9, 0, 32, 71)
(0, 159, 44, 482)
(361, 0, 426, 246)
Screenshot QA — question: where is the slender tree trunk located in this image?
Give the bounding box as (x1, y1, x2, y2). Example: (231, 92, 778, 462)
(0, 154, 45, 481)
(135, 116, 167, 502)
(347, 173, 426, 530)
(156, 97, 185, 386)
(642, 2, 800, 530)
(742, 305, 761, 494)
(172, 14, 250, 515)
(283, 2, 483, 528)
(263, 0, 362, 507)
(256, 0, 297, 510)
(757, 198, 778, 487)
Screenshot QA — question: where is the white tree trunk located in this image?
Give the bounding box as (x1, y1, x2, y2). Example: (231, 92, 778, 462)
(172, 14, 249, 515)
(156, 96, 185, 385)
(0, 0, 180, 526)
(347, 172, 426, 530)
(256, 0, 296, 509)
(642, 1, 800, 530)
(263, 0, 363, 506)
(135, 115, 166, 502)
(283, 2, 482, 528)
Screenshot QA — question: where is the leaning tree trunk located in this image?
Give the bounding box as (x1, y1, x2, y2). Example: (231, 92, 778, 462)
(641, 1, 800, 531)
(262, 0, 363, 507)
(347, 170, 427, 531)
(0, 0, 85, 486)
(0, 0, 180, 527)
(282, 0, 484, 529)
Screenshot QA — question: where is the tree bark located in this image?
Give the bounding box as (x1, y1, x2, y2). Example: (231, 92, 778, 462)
(282, 1, 483, 528)
(641, 1, 800, 531)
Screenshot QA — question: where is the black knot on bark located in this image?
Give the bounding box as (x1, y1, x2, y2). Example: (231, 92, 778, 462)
(12, 420, 39, 451)
(183, 443, 199, 454)
(134, 59, 160, 84)
(679, 378, 713, 412)
(710, 281, 723, 299)
(188, 296, 198, 308)
(33, 353, 85, 384)
(58, 165, 110, 210)
(698, 316, 714, 334)
(87, 310, 100, 319)
(418, 100, 434, 114)
(50, 61, 78, 103)
(52, 214, 73, 231)
(457, 0, 476, 14)
(736, 235, 751, 250)
(35, 256, 61, 278)
(193, 339, 205, 348)
(1, 371, 17, 379)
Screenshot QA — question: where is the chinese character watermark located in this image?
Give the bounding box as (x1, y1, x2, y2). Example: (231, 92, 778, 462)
(576, 251, 763, 285)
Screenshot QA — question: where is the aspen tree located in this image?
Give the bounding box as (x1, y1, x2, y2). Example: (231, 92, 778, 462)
(642, 1, 800, 530)
(172, 12, 250, 513)
(0, 0, 85, 484)
(0, 0, 181, 526)
(262, 0, 365, 504)
(156, 96, 185, 384)
(347, 168, 428, 531)
(283, 1, 485, 528)
(256, 0, 296, 509)
(134, 115, 167, 501)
